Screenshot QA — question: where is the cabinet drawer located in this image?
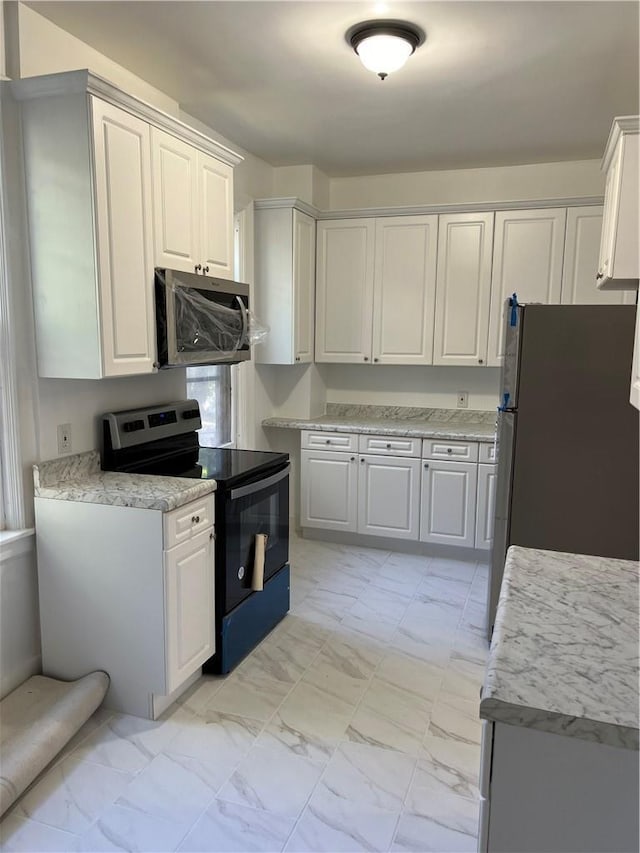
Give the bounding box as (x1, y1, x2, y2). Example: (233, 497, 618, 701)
(423, 438, 479, 462)
(479, 442, 498, 464)
(301, 430, 358, 452)
(164, 495, 215, 549)
(358, 434, 421, 457)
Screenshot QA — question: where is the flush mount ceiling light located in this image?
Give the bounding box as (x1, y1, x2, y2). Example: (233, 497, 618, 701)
(347, 19, 425, 80)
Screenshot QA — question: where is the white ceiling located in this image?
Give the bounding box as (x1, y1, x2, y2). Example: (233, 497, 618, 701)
(26, 1, 640, 176)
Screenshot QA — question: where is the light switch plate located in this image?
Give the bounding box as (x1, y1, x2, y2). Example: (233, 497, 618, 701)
(457, 392, 469, 409)
(57, 423, 72, 454)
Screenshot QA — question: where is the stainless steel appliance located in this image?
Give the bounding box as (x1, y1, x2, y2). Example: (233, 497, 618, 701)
(489, 302, 639, 637)
(155, 268, 251, 367)
(102, 400, 290, 673)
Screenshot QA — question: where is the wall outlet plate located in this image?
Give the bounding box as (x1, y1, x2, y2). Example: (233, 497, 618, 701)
(457, 392, 469, 409)
(57, 423, 72, 454)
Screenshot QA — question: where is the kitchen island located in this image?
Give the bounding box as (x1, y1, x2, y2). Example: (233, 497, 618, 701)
(478, 545, 639, 852)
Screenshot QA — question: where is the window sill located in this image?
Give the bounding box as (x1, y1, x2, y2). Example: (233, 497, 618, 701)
(0, 529, 35, 562)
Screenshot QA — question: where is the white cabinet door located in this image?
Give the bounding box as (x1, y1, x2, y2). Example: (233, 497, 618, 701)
(475, 463, 497, 549)
(151, 128, 199, 274)
(433, 212, 494, 366)
(315, 219, 375, 363)
(358, 455, 421, 539)
(561, 207, 635, 305)
(164, 527, 215, 693)
(597, 121, 639, 288)
(301, 449, 358, 531)
(293, 209, 316, 362)
(372, 215, 438, 365)
(91, 98, 156, 376)
(487, 208, 567, 366)
(420, 459, 478, 548)
(199, 152, 234, 280)
(631, 305, 640, 411)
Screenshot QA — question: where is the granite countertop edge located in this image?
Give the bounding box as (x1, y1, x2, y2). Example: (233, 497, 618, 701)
(479, 698, 639, 751)
(262, 416, 496, 443)
(479, 545, 640, 751)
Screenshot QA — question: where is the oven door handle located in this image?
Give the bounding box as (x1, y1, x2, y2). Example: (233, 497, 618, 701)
(229, 463, 290, 500)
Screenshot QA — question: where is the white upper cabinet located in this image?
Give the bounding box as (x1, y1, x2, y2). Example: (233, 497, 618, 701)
(21, 92, 156, 378)
(152, 128, 234, 279)
(372, 216, 438, 365)
(316, 215, 437, 365)
(199, 152, 234, 280)
(315, 219, 375, 363)
(487, 208, 567, 366)
(151, 130, 199, 273)
(596, 117, 639, 290)
(15, 70, 242, 380)
(254, 202, 315, 364)
(561, 206, 635, 305)
(433, 212, 494, 366)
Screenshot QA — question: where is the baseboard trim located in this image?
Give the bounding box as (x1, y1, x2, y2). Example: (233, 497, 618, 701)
(298, 527, 489, 562)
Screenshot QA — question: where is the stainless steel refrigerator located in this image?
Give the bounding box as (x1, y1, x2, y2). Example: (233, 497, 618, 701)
(488, 302, 639, 637)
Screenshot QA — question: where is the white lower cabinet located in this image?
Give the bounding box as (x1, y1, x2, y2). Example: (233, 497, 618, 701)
(475, 463, 498, 549)
(35, 494, 215, 719)
(300, 449, 358, 531)
(164, 528, 215, 693)
(301, 431, 496, 550)
(358, 455, 421, 540)
(419, 460, 478, 548)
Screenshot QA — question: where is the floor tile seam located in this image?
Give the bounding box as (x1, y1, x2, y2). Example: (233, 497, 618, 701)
(0, 811, 83, 841)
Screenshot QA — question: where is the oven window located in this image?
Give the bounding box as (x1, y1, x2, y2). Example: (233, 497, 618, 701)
(187, 365, 232, 447)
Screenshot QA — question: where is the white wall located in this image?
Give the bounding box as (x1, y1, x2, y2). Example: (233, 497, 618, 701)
(0, 542, 40, 699)
(330, 159, 604, 210)
(273, 165, 331, 210)
(322, 364, 500, 411)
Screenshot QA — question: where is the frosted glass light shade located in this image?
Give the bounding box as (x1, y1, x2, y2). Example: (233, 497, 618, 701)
(355, 34, 414, 76)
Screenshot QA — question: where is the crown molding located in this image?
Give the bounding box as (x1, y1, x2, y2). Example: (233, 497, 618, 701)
(253, 197, 320, 218)
(601, 116, 640, 173)
(9, 69, 244, 167)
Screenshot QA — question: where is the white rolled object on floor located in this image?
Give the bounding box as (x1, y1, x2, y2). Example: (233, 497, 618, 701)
(252, 533, 267, 591)
(0, 671, 109, 816)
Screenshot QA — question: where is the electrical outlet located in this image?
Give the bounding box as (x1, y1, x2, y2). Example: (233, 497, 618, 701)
(457, 392, 469, 409)
(57, 423, 72, 455)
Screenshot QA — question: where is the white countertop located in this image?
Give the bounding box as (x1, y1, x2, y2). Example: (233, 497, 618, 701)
(263, 404, 497, 443)
(33, 451, 216, 512)
(480, 545, 639, 750)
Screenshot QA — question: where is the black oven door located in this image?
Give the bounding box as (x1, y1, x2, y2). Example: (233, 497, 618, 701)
(217, 463, 289, 614)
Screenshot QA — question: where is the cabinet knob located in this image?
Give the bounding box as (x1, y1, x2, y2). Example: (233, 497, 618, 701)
(374, 358, 379, 363)
(596, 272, 604, 280)
(386, 443, 391, 449)
(350, 456, 355, 462)
(447, 448, 452, 454)
(360, 458, 365, 463)
(325, 439, 331, 444)
(363, 356, 369, 362)
(192, 515, 200, 523)
(210, 532, 215, 540)
(478, 358, 484, 364)
(424, 463, 429, 469)
(295, 356, 300, 362)
(203, 265, 210, 274)
(195, 264, 202, 273)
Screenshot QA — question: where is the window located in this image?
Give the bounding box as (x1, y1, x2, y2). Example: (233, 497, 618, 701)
(186, 364, 233, 447)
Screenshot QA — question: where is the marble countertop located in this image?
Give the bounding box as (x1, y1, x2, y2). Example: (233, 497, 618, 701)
(480, 545, 639, 750)
(33, 451, 216, 512)
(263, 404, 497, 443)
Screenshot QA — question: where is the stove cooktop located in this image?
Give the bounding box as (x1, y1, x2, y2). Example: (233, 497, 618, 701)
(184, 447, 288, 487)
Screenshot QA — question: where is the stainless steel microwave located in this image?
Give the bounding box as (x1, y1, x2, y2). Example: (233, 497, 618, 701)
(155, 268, 251, 367)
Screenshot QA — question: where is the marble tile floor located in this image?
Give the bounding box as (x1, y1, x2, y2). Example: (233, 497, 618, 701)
(0, 534, 489, 853)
